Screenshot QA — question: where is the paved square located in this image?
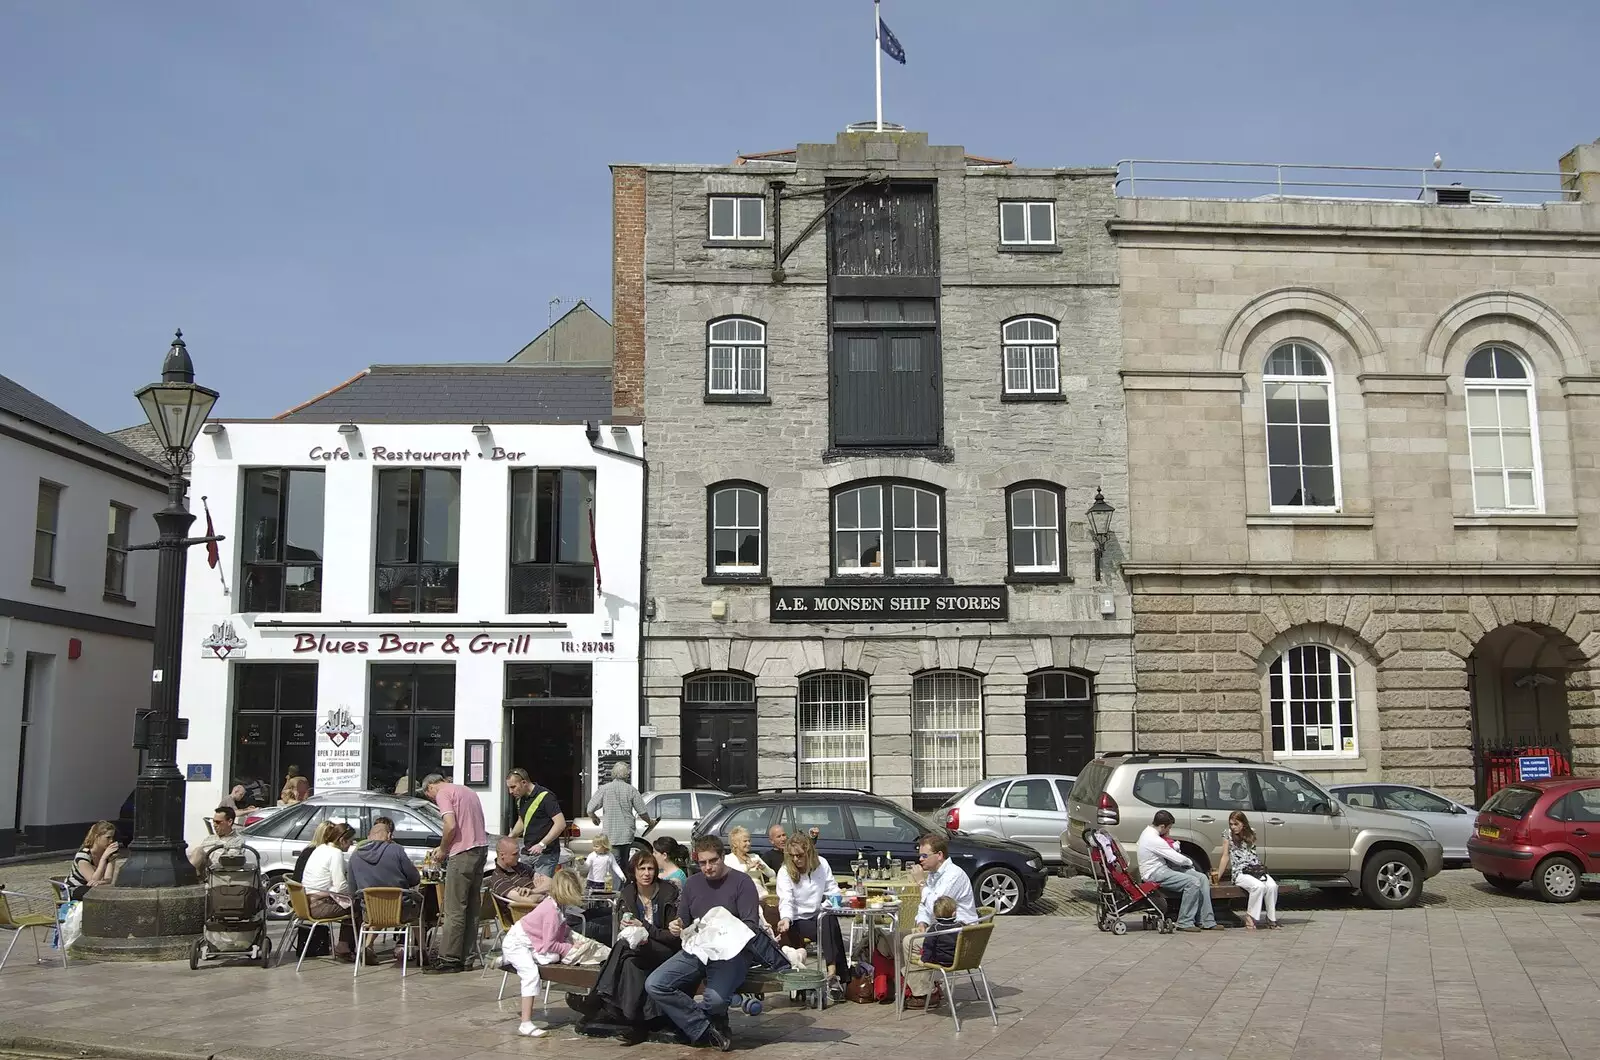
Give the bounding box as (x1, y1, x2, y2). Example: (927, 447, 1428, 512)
(5, 903, 1600, 1060)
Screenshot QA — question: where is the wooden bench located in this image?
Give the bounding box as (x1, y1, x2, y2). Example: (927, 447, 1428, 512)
(1210, 882, 1247, 925)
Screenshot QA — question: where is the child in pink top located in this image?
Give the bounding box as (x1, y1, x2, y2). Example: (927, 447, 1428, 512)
(500, 868, 583, 1036)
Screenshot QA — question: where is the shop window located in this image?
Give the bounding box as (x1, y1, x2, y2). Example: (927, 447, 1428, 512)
(911, 671, 982, 795)
(832, 480, 943, 576)
(504, 662, 594, 700)
(374, 468, 459, 614)
(509, 468, 595, 614)
(241, 468, 325, 612)
(367, 664, 456, 795)
(797, 672, 869, 789)
(1268, 644, 1356, 756)
(231, 663, 318, 799)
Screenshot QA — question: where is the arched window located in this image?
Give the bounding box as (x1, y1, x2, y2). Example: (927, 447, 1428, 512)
(832, 480, 943, 576)
(797, 673, 869, 789)
(1465, 345, 1541, 512)
(706, 482, 766, 577)
(707, 317, 766, 397)
(1263, 342, 1339, 509)
(911, 671, 983, 794)
(1006, 481, 1065, 575)
(1268, 645, 1356, 756)
(1002, 317, 1060, 396)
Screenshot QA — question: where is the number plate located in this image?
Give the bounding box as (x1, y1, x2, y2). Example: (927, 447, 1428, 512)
(1477, 825, 1500, 839)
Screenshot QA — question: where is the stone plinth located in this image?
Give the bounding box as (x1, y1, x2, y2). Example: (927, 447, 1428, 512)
(74, 883, 204, 961)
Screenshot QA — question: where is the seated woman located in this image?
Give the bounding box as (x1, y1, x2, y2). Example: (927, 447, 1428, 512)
(502, 867, 611, 1039)
(584, 851, 684, 1043)
(1217, 810, 1280, 930)
(653, 837, 688, 884)
(66, 821, 121, 899)
(725, 826, 775, 898)
(300, 821, 358, 960)
(776, 832, 846, 994)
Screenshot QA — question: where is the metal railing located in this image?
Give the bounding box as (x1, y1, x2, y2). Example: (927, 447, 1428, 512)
(1116, 159, 1579, 205)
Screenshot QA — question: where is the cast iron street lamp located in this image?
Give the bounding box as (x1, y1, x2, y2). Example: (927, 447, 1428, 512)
(1086, 488, 1116, 582)
(118, 330, 220, 887)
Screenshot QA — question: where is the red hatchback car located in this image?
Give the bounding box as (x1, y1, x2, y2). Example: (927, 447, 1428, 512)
(1468, 778, 1600, 902)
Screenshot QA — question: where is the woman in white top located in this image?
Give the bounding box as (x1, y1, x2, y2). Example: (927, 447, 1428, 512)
(725, 826, 775, 898)
(776, 833, 845, 986)
(299, 820, 356, 960)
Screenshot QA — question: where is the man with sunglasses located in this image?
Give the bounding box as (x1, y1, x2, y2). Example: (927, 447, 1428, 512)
(902, 834, 977, 1009)
(644, 835, 798, 1051)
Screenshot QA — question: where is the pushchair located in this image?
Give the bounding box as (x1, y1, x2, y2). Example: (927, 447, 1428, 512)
(189, 845, 272, 968)
(1085, 828, 1173, 935)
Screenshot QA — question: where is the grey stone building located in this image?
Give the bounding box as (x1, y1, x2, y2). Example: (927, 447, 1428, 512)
(1117, 140, 1600, 803)
(612, 129, 1133, 808)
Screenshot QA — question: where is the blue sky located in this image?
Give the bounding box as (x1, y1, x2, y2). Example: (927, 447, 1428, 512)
(2, 1, 1595, 429)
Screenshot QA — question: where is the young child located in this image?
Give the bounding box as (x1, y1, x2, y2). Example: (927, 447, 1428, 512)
(502, 868, 610, 1037)
(584, 835, 622, 893)
(920, 895, 959, 966)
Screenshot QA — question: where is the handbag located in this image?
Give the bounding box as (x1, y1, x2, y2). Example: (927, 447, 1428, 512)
(1241, 864, 1269, 880)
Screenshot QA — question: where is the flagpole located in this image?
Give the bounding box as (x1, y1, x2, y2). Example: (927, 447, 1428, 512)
(201, 495, 229, 596)
(874, 0, 883, 131)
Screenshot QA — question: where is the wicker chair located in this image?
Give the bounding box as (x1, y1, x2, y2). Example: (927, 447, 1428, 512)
(898, 914, 999, 1030)
(278, 880, 352, 971)
(354, 887, 421, 978)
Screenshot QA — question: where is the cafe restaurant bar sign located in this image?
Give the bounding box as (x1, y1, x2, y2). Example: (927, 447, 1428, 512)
(769, 586, 1008, 623)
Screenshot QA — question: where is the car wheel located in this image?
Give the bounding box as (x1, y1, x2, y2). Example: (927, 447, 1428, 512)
(974, 866, 1025, 915)
(1532, 856, 1582, 903)
(1361, 849, 1422, 909)
(264, 873, 293, 920)
(1176, 843, 1210, 875)
(1483, 874, 1523, 894)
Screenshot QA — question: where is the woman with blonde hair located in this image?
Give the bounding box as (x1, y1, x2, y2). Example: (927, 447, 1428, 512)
(502, 866, 611, 1038)
(1217, 810, 1279, 930)
(300, 820, 357, 959)
(776, 832, 845, 992)
(66, 821, 120, 898)
(725, 825, 775, 897)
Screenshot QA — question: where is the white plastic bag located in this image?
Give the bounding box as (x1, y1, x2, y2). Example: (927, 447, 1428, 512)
(681, 906, 754, 963)
(59, 901, 83, 951)
(618, 923, 649, 950)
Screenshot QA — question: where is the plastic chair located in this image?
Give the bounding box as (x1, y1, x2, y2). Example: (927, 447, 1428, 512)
(277, 880, 352, 971)
(898, 914, 998, 1031)
(354, 887, 420, 978)
(0, 888, 64, 971)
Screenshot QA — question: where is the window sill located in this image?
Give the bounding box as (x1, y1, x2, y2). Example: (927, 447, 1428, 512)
(31, 578, 66, 592)
(703, 575, 771, 586)
(703, 239, 772, 250)
(823, 445, 954, 464)
(1454, 514, 1577, 529)
(1272, 755, 1367, 772)
(1245, 513, 1374, 528)
(825, 574, 955, 586)
(1005, 572, 1073, 585)
(1000, 392, 1067, 404)
(704, 393, 772, 405)
(997, 243, 1063, 254)
(102, 593, 138, 608)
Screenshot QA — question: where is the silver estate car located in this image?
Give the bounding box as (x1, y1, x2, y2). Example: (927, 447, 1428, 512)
(566, 789, 728, 858)
(938, 774, 1077, 866)
(1329, 783, 1476, 866)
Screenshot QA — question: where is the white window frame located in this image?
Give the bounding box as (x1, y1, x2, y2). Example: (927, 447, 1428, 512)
(1263, 341, 1342, 512)
(911, 671, 984, 794)
(1464, 345, 1544, 514)
(1007, 485, 1062, 574)
(998, 200, 1056, 246)
(1268, 645, 1358, 758)
(708, 195, 765, 241)
(833, 484, 884, 575)
(709, 484, 763, 575)
(1002, 317, 1060, 395)
(707, 318, 766, 396)
(889, 483, 942, 574)
(33, 480, 62, 583)
(833, 482, 943, 577)
(797, 673, 870, 790)
(105, 502, 133, 596)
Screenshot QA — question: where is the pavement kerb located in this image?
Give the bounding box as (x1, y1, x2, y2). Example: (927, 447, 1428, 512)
(0, 1027, 317, 1060)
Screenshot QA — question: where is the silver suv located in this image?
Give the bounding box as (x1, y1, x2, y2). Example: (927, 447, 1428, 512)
(1060, 752, 1445, 909)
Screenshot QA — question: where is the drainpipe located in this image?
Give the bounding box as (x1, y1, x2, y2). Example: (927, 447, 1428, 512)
(587, 427, 651, 791)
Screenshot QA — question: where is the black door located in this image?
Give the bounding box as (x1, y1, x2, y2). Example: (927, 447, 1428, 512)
(831, 329, 940, 446)
(681, 708, 757, 794)
(509, 703, 590, 819)
(1024, 671, 1095, 776)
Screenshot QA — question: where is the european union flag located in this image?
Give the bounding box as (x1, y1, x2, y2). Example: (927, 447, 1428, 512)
(879, 18, 905, 64)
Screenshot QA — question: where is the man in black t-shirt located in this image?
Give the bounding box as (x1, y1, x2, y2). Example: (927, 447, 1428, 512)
(506, 767, 566, 876)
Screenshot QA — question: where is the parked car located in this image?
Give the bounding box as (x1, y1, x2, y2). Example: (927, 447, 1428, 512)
(1468, 778, 1600, 902)
(239, 790, 480, 920)
(1060, 752, 1445, 909)
(565, 789, 729, 858)
(1330, 783, 1476, 866)
(938, 774, 1076, 866)
(695, 788, 1048, 915)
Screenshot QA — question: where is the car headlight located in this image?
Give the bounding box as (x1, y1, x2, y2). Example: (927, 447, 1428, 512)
(1027, 857, 1042, 869)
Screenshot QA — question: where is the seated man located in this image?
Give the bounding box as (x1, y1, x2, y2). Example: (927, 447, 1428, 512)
(489, 836, 551, 905)
(187, 806, 246, 878)
(902, 833, 978, 1009)
(1136, 810, 1218, 932)
(349, 816, 423, 928)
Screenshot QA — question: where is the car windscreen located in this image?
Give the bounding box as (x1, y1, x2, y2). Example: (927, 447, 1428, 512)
(1482, 786, 1540, 821)
(941, 781, 989, 808)
(1068, 761, 1113, 806)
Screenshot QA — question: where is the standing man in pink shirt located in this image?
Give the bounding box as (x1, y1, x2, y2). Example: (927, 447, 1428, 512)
(423, 772, 489, 973)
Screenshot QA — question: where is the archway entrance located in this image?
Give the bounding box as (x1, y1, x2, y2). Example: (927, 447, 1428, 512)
(1468, 623, 1581, 804)
(1024, 670, 1096, 777)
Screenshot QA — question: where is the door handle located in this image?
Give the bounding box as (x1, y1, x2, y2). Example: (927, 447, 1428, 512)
(1195, 815, 1215, 824)
(1267, 818, 1286, 826)
(1575, 829, 1590, 838)
(1004, 813, 1020, 818)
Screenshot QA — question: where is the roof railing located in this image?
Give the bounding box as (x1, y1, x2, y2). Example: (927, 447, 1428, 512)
(1116, 159, 1579, 205)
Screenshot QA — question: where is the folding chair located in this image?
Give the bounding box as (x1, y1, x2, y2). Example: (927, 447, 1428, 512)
(898, 914, 999, 1031)
(278, 880, 352, 971)
(354, 887, 421, 978)
(0, 888, 63, 971)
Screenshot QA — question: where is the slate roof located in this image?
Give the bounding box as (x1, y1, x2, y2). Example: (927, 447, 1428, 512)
(276, 364, 614, 424)
(0, 372, 166, 474)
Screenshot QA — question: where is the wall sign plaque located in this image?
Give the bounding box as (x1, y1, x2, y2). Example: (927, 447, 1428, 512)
(768, 586, 1008, 623)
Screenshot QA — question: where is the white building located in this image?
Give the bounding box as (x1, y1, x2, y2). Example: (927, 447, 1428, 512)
(175, 364, 643, 844)
(1, 374, 166, 856)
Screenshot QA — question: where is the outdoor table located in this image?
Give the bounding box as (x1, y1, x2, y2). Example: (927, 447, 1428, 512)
(821, 899, 902, 965)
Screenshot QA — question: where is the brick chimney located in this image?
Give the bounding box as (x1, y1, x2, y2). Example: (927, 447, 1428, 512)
(1559, 138, 1600, 203)
(611, 165, 646, 421)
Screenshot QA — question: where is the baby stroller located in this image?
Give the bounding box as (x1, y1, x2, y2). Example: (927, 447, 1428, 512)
(1085, 828, 1173, 935)
(190, 845, 272, 968)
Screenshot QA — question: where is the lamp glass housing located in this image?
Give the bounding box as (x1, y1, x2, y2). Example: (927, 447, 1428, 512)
(136, 381, 218, 453)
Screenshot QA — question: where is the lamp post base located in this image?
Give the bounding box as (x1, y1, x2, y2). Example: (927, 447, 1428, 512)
(75, 882, 204, 962)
